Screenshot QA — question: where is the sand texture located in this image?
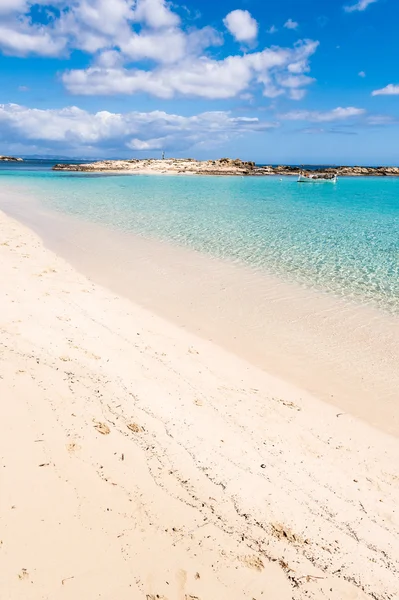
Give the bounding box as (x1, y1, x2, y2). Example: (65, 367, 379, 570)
(0, 209, 398, 600)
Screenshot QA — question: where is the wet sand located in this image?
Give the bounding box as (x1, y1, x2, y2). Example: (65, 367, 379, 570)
(1, 184, 398, 436)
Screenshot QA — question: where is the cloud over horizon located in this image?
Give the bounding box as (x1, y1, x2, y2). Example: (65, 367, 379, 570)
(280, 106, 366, 122)
(0, 103, 279, 156)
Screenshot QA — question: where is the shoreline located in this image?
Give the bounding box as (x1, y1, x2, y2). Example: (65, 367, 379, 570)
(1, 202, 399, 600)
(1, 183, 399, 437)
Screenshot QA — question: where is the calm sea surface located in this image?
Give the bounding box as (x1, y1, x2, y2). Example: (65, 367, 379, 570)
(1, 160, 399, 313)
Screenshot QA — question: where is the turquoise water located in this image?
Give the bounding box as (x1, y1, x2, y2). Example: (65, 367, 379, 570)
(1, 163, 399, 313)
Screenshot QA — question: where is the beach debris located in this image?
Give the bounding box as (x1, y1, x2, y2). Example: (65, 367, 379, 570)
(127, 422, 143, 433)
(66, 442, 80, 453)
(38, 463, 50, 467)
(94, 421, 110, 435)
(270, 523, 305, 545)
(146, 595, 168, 600)
(260, 464, 267, 469)
(61, 576, 75, 585)
(273, 397, 301, 411)
(278, 559, 292, 572)
(296, 575, 325, 583)
(194, 572, 200, 579)
(18, 568, 29, 580)
(194, 399, 203, 406)
(240, 555, 264, 571)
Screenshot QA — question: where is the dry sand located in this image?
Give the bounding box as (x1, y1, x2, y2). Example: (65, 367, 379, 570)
(1, 208, 399, 600)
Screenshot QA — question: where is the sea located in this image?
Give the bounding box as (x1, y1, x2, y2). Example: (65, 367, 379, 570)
(1, 158, 399, 314)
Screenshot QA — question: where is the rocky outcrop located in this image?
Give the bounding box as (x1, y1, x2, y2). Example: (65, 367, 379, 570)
(53, 157, 258, 176)
(325, 166, 399, 176)
(0, 155, 23, 162)
(52, 158, 399, 177)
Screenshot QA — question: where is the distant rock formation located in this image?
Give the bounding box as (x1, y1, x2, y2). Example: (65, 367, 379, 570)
(0, 155, 23, 162)
(52, 158, 399, 177)
(53, 157, 258, 176)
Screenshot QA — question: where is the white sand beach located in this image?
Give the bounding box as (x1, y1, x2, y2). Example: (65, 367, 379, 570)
(1, 206, 399, 600)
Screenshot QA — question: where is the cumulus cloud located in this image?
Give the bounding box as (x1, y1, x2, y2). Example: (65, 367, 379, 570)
(0, 22, 67, 56)
(63, 39, 319, 99)
(0, 103, 278, 154)
(358, 71, 366, 77)
(281, 107, 366, 122)
(223, 9, 258, 43)
(344, 0, 378, 12)
(133, 0, 180, 28)
(284, 19, 299, 30)
(372, 84, 399, 96)
(0, 0, 319, 101)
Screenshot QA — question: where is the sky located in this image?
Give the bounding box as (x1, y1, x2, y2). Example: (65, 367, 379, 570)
(0, 0, 398, 164)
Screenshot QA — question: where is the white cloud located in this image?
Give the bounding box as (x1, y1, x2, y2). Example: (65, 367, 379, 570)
(0, 22, 67, 56)
(288, 89, 307, 100)
(284, 19, 298, 30)
(63, 39, 319, 99)
(223, 9, 258, 43)
(133, 0, 180, 28)
(277, 74, 315, 88)
(0, 0, 28, 12)
(119, 29, 187, 63)
(0, 0, 318, 102)
(0, 103, 278, 154)
(372, 84, 399, 96)
(0, 0, 65, 13)
(366, 114, 397, 125)
(358, 71, 366, 77)
(267, 25, 277, 34)
(344, 0, 378, 12)
(63, 58, 253, 99)
(281, 107, 366, 122)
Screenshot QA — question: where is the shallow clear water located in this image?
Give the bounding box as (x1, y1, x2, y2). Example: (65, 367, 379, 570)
(2, 161, 399, 313)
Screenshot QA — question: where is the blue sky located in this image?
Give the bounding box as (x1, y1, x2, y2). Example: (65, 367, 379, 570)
(0, 0, 398, 163)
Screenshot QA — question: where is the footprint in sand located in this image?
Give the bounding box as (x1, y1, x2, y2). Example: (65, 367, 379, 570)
(94, 422, 111, 435)
(127, 423, 143, 433)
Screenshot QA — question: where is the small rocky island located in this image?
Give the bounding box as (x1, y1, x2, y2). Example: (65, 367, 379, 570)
(0, 155, 23, 162)
(52, 157, 399, 177)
